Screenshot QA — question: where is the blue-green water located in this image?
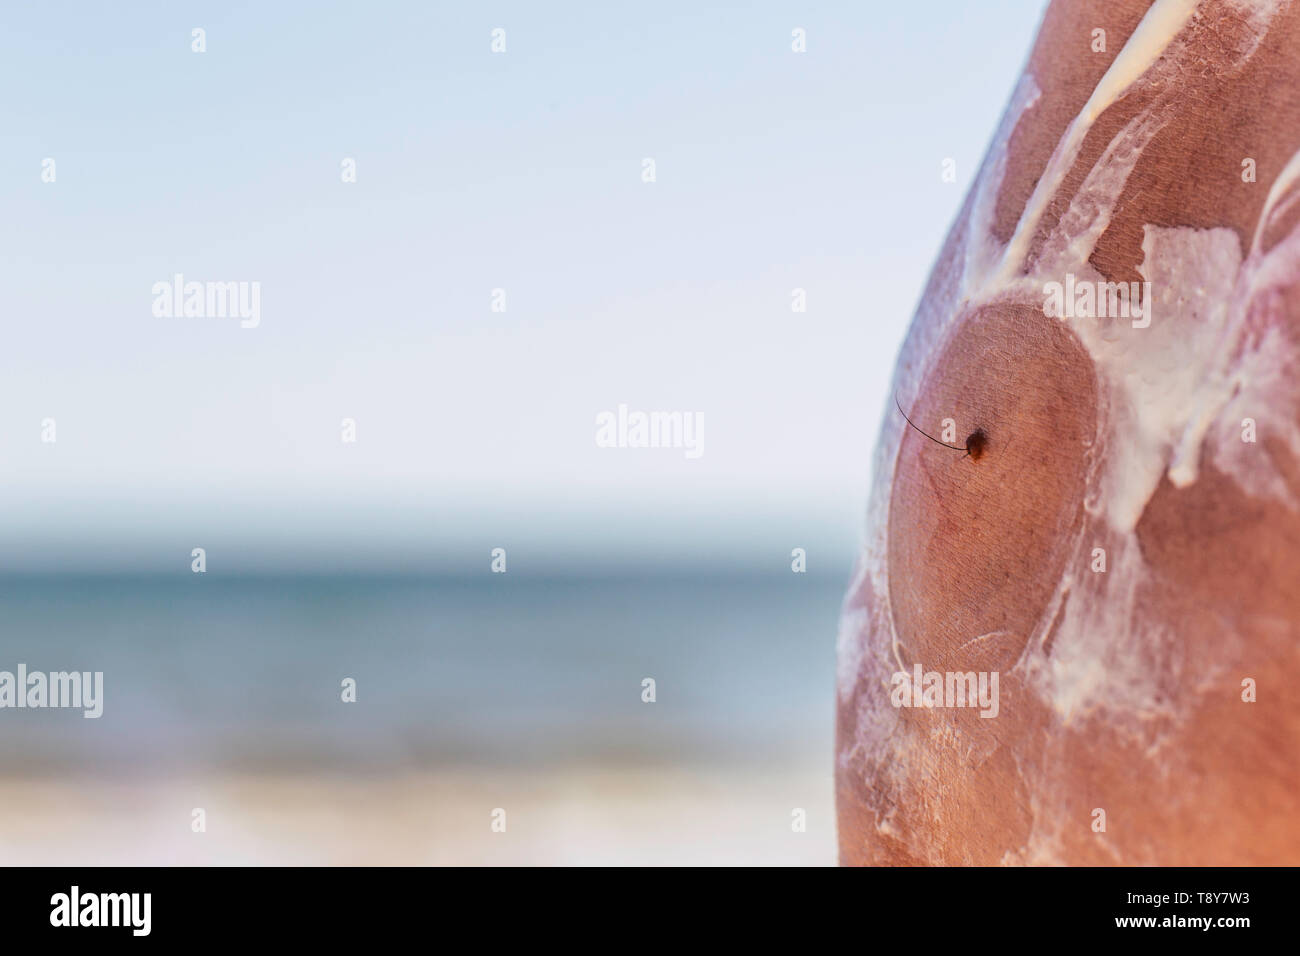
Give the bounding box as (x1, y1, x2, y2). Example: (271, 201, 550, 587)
(0, 574, 842, 774)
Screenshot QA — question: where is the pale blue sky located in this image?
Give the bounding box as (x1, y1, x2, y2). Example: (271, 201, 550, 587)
(0, 0, 1047, 570)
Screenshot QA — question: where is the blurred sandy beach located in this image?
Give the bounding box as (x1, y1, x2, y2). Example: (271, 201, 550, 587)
(1, 763, 833, 866)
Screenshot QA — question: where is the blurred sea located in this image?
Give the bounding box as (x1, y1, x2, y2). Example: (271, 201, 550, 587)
(0, 572, 842, 864)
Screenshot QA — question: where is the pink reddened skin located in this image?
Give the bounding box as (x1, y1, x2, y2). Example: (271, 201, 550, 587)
(837, 0, 1300, 865)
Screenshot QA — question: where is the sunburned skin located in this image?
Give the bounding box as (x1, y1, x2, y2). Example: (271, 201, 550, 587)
(837, 0, 1300, 864)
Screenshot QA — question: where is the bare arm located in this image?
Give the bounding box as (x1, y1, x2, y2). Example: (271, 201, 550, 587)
(837, 0, 1300, 865)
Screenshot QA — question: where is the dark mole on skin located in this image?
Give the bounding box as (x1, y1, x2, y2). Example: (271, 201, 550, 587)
(895, 393, 989, 462)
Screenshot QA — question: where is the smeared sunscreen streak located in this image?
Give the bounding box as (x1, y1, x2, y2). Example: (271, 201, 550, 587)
(994, 0, 1200, 284)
